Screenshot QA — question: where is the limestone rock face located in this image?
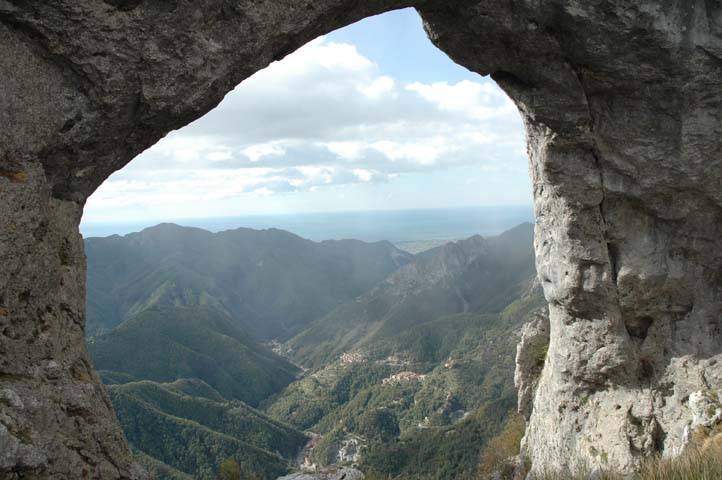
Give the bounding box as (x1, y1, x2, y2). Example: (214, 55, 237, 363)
(515, 310, 550, 420)
(1, 0, 721, 478)
(423, 1, 722, 474)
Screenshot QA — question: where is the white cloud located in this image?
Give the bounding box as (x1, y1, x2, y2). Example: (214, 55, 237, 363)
(369, 139, 450, 166)
(85, 36, 527, 221)
(242, 143, 286, 162)
(148, 135, 224, 163)
(405, 80, 517, 121)
(362, 76, 395, 99)
(252, 187, 275, 196)
(271, 37, 375, 77)
(353, 168, 374, 182)
(206, 150, 232, 161)
(323, 141, 364, 160)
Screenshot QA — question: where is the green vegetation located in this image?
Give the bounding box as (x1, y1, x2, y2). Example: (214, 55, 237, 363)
(216, 457, 263, 480)
(108, 380, 306, 480)
(357, 409, 400, 442)
(161, 378, 227, 402)
(361, 400, 516, 480)
(133, 449, 194, 480)
(269, 289, 544, 431)
(87, 222, 722, 480)
(287, 223, 536, 369)
(301, 297, 540, 478)
(262, 361, 410, 430)
(218, 458, 243, 480)
(88, 304, 308, 479)
(89, 305, 299, 406)
(476, 414, 528, 479)
(109, 380, 306, 456)
(266, 274, 543, 478)
(85, 223, 411, 338)
(87, 223, 543, 480)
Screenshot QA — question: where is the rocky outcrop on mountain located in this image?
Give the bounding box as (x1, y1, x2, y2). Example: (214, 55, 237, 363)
(514, 311, 550, 420)
(1, 1, 721, 478)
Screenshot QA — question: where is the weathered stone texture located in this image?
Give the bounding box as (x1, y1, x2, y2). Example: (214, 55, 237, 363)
(1, 0, 721, 477)
(420, 1, 722, 474)
(515, 310, 550, 420)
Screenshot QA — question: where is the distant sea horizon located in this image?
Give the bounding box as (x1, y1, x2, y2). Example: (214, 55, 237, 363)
(80, 205, 535, 243)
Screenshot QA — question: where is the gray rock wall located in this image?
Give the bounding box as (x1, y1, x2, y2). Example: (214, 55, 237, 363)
(1, 1, 720, 477)
(426, 2, 722, 474)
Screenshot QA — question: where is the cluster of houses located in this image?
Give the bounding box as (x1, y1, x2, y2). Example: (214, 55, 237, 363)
(339, 351, 367, 364)
(382, 371, 427, 385)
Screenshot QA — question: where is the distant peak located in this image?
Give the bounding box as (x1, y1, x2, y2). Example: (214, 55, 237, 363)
(144, 222, 183, 231)
(135, 222, 211, 236)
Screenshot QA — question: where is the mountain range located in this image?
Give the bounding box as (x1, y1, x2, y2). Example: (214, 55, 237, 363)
(85, 222, 540, 479)
(287, 223, 536, 368)
(85, 223, 412, 339)
(88, 305, 300, 406)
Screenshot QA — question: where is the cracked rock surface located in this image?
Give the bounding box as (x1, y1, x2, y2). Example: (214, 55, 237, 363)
(1, 1, 721, 477)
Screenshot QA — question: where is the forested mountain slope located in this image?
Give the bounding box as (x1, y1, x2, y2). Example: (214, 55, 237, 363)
(265, 290, 546, 479)
(88, 306, 309, 479)
(87, 223, 541, 479)
(260, 223, 543, 479)
(287, 223, 535, 368)
(108, 380, 307, 480)
(89, 305, 300, 406)
(85, 224, 412, 338)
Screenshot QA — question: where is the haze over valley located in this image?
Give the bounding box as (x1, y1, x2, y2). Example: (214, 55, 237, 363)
(86, 218, 541, 479)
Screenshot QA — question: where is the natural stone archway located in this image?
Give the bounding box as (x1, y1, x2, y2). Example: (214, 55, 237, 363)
(1, 1, 720, 478)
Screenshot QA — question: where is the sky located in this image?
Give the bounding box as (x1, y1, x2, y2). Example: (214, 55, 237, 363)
(81, 8, 531, 226)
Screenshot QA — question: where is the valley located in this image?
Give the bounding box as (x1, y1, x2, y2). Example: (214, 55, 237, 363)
(85, 222, 542, 479)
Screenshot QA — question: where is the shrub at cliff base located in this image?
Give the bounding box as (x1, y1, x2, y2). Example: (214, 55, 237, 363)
(476, 413, 527, 479)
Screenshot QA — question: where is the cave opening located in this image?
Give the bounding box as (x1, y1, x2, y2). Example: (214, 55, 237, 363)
(81, 8, 532, 241)
(78, 8, 537, 479)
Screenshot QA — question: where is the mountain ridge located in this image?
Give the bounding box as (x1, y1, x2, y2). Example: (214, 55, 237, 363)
(87, 222, 540, 479)
(85, 223, 413, 339)
(89, 305, 300, 406)
(286, 223, 536, 369)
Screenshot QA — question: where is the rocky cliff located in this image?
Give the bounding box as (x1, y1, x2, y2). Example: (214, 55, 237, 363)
(1, 1, 720, 478)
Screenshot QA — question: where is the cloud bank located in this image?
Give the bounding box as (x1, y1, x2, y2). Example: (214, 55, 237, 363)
(84, 37, 528, 222)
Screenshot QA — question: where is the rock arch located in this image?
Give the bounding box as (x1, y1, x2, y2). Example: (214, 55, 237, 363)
(1, 1, 721, 478)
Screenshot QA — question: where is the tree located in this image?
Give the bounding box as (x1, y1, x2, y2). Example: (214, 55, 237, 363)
(476, 414, 527, 480)
(358, 409, 399, 442)
(218, 458, 241, 480)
